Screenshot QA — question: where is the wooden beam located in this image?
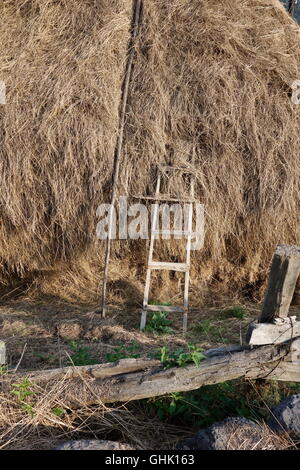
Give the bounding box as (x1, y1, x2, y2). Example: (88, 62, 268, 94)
(259, 244, 300, 323)
(246, 339, 300, 382)
(0, 341, 5, 365)
(100, 0, 143, 317)
(5, 339, 299, 406)
(247, 317, 300, 345)
(7, 357, 160, 383)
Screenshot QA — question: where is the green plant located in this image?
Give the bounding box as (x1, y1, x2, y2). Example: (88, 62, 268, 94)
(105, 341, 141, 362)
(223, 305, 247, 320)
(145, 311, 174, 335)
(157, 344, 205, 369)
(146, 381, 256, 426)
(0, 364, 7, 375)
(11, 378, 35, 415)
(144, 301, 174, 335)
(52, 407, 66, 417)
(68, 340, 97, 366)
(194, 320, 229, 343)
(147, 392, 187, 420)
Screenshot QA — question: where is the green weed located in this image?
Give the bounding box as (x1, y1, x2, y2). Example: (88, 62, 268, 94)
(11, 378, 35, 416)
(157, 344, 205, 368)
(105, 341, 141, 362)
(223, 305, 247, 320)
(68, 340, 97, 366)
(52, 407, 66, 417)
(145, 301, 174, 335)
(193, 320, 229, 343)
(0, 364, 7, 375)
(146, 379, 300, 427)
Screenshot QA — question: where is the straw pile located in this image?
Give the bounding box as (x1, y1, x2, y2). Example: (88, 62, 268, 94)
(0, 0, 299, 301)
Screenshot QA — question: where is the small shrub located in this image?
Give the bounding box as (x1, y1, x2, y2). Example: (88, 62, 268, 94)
(144, 301, 174, 335)
(52, 407, 66, 417)
(68, 340, 97, 366)
(0, 364, 7, 375)
(145, 311, 174, 335)
(105, 341, 141, 362)
(194, 320, 229, 343)
(157, 344, 205, 368)
(11, 378, 35, 415)
(223, 305, 247, 320)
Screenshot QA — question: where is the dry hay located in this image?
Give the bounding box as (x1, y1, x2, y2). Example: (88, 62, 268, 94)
(0, 371, 191, 450)
(0, 0, 300, 302)
(0, 370, 296, 450)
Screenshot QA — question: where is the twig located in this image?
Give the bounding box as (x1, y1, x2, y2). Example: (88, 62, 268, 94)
(14, 343, 27, 373)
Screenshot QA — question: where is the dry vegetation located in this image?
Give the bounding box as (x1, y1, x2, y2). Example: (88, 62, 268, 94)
(0, 0, 300, 451)
(0, 374, 296, 450)
(0, 299, 299, 449)
(0, 0, 299, 303)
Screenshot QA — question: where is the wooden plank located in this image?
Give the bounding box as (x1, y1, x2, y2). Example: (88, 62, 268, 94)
(183, 202, 193, 333)
(151, 230, 193, 237)
(7, 358, 161, 384)
(7, 339, 299, 406)
(246, 339, 300, 382)
(148, 262, 189, 272)
(101, 0, 144, 317)
(259, 244, 300, 323)
(158, 165, 195, 174)
(0, 341, 6, 365)
(247, 318, 300, 345)
(133, 195, 195, 203)
(140, 171, 161, 330)
(144, 305, 185, 313)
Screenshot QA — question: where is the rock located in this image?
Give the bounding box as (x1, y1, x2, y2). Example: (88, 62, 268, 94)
(268, 394, 300, 439)
(176, 417, 284, 450)
(54, 440, 134, 450)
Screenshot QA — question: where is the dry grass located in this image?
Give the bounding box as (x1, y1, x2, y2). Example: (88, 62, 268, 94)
(0, 0, 131, 285)
(0, 299, 299, 451)
(0, 352, 297, 450)
(0, 0, 298, 302)
(0, 368, 191, 450)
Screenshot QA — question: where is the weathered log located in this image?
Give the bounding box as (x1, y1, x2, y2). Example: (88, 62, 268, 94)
(5, 339, 299, 406)
(7, 357, 161, 383)
(259, 244, 300, 323)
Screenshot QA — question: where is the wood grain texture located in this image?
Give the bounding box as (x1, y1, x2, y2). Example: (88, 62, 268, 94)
(6, 339, 299, 406)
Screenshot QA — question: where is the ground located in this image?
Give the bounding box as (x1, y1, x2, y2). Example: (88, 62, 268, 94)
(0, 298, 274, 371)
(0, 297, 299, 450)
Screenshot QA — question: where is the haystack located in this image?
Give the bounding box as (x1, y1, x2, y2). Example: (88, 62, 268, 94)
(0, 0, 299, 303)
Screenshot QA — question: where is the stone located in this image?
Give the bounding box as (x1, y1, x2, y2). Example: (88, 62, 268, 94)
(176, 417, 283, 450)
(268, 394, 300, 439)
(54, 439, 134, 450)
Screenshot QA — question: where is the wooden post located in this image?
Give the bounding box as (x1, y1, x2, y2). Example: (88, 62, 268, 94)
(259, 245, 300, 323)
(100, 0, 143, 317)
(0, 341, 6, 365)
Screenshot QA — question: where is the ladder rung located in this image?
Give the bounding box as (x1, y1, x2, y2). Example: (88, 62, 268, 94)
(133, 195, 195, 203)
(158, 165, 195, 174)
(148, 262, 189, 272)
(152, 230, 193, 236)
(144, 305, 186, 313)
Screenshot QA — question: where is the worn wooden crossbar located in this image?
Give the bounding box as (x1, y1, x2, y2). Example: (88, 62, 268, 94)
(2, 339, 299, 406)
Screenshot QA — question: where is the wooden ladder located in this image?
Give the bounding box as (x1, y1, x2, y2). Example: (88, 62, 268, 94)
(140, 165, 195, 333)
